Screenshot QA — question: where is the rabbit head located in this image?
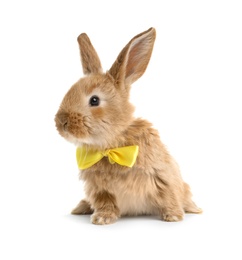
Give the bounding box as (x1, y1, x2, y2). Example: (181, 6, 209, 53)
(55, 28, 156, 149)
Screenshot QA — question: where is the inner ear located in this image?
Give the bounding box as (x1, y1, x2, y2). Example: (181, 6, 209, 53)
(77, 33, 103, 75)
(109, 28, 156, 86)
(125, 38, 151, 81)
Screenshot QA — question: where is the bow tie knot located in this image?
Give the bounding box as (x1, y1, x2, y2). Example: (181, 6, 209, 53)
(102, 149, 111, 157)
(76, 145, 139, 170)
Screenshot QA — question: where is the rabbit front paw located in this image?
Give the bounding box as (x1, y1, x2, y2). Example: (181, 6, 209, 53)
(91, 211, 119, 225)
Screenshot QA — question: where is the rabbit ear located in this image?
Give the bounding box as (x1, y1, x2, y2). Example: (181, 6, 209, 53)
(109, 27, 156, 86)
(77, 33, 103, 75)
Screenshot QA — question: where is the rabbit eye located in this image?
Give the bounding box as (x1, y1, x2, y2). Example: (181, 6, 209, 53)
(89, 95, 100, 106)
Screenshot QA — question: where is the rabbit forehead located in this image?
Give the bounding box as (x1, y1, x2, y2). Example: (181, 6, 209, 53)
(79, 74, 115, 95)
(76, 76, 120, 107)
(64, 74, 109, 96)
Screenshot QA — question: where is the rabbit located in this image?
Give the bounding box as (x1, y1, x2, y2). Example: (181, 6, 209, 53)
(55, 27, 202, 225)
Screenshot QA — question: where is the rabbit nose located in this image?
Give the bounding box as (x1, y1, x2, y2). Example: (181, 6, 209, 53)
(62, 121, 68, 131)
(55, 111, 69, 130)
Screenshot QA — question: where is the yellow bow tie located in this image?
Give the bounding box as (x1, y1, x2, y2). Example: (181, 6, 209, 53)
(76, 145, 139, 170)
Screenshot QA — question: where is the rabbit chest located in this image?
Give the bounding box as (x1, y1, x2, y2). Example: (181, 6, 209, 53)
(81, 162, 159, 216)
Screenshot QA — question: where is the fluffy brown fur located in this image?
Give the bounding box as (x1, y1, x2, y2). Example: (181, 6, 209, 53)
(55, 27, 202, 225)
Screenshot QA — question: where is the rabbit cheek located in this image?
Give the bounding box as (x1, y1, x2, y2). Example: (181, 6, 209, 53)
(91, 107, 104, 119)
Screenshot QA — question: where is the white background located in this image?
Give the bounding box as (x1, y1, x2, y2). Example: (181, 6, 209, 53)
(0, 0, 242, 259)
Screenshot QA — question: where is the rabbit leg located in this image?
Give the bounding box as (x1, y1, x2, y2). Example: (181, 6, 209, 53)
(152, 175, 184, 221)
(160, 199, 184, 222)
(71, 199, 93, 215)
(150, 194, 184, 222)
(91, 191, 120, 225)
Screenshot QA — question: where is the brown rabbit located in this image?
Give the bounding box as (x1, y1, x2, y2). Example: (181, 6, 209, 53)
(55, 27, 202, 225)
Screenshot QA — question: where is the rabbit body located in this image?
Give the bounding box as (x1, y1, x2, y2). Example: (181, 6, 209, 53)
(55, 28, 201, 224)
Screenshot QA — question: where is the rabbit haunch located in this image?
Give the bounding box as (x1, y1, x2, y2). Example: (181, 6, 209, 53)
(55, 27, 202, 224)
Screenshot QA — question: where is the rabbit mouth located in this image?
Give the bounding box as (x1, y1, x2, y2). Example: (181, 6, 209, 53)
(55, 111, 91, 140)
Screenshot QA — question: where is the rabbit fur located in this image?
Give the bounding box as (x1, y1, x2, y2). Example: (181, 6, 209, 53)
(55, 27, 202, 225)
